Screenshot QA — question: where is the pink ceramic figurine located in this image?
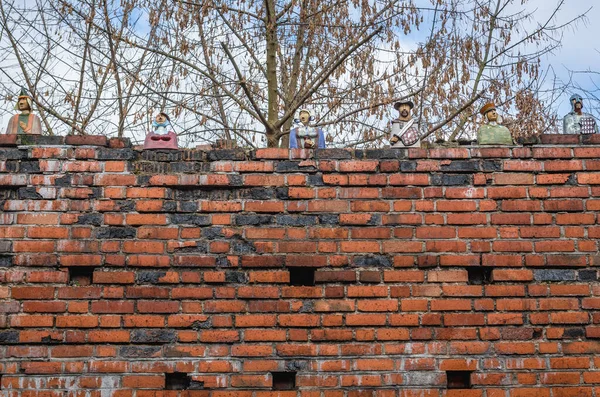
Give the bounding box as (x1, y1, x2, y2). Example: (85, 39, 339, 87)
(144, 112, 179, 150)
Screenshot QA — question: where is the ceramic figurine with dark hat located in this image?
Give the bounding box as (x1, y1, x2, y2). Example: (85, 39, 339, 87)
(477, 102, 513, 145)
(4, 87, 42, 135)
(563, 94, 598, 134)
(144, 112, 179, 150)
(289, 109, 326, 149)
(390, 99, 420, 148)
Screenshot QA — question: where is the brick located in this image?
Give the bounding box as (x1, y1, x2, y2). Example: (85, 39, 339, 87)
(389, 174, 429, 185)
(382, 241, 422, 253)
(492, 269, 533, 282)
(431, 299, 471, 311)
(556, 213, 595, 225)
(339, 160, 378, 172)
(93, 272, 135, 284)
(502, 200, 542, 212)
(125, 214, 167, 225)
(491, 213, 531, 225)
(416, 227, 456, 239)
(549, 187, 589, 198)
(94, 174, 136, 186)
(56, 315, 98, 328)
(533, 147, 573, 158)
(138, 300, 180, 313)
(22, 301, 66, 313)
(546, 255, 587, 267)
(91, 301, 135, 314)
(444, 313, 484, 326)
(17, 213, 59, 225)
(11, 287, 55, 300)
(447, 213, 487, 225)
(493, 173, 534, 185)
(487, 187, 527, 199)
(492, 241, 533, 252)
(27, 226, 69, 239)
(503, 160, 542, 171)
(345, 314, 387, 326)
(428, 270, 468, 283)
(550, 312, 589, 324)
(245, 201, 285, 213)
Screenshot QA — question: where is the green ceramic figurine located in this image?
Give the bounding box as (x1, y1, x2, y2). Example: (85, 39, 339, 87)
(4, 88, 42, 135)
(477, 102, 513, 145)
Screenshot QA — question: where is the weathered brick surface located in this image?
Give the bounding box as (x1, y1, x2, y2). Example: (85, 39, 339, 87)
(0, 136, 600, 395)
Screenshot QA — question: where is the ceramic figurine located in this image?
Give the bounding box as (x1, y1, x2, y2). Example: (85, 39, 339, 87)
(4, 88, 42, 135)
(289, 109, 326, 149)
(563, 94, 598, 134)
(390, 100, 420, 148)
(477, 102, 514, 145)
(143, 112, 179, 150)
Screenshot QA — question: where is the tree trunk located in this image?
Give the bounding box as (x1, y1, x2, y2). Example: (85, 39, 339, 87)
(279, 119, 292, 148)
(267, 127, 280, 147)
(265, 0, 279, 147)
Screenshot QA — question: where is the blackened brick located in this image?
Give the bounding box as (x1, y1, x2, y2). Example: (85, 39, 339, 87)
(352, 255, 392, 268)
(276, 215, 318, 226)
(119, 346, 161, 358)
(77, 213, 103, 226)
(225, 271, 248, 283)
(96, 227, 136, 239)
(19, 161, 41, 173)
(97, 148, 136, 160)
(235, 215, 274, 226)
(131, 329, 177, 344)
(169, 214, 211, 226)
(0, 330, 19, 343)
(137, 271, 167, 284)
(440, 161, 480, 172)
(431, 174, 472, 186)
(534, 269, 576, 282)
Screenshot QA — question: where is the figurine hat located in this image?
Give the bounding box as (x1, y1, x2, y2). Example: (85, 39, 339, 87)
(570, 94, 583, 103)
(394, 100, 414, 110)
(479, 102, 496, 116)
(296, 109, 314, 122)
(157, 112, 171, 122)
(18, 87, 30, 99)
(15, 87, 33, 111)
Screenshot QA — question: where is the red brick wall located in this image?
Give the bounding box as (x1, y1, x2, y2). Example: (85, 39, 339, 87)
(1, 135, 600, 396)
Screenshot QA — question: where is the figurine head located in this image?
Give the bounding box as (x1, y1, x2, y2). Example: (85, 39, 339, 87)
(480, 102, 498, 123)
(155, 112, 170, 125)
(394, 100, 414, 120)
(15, 88, 33, 113)
(298, 109, 313, 125)
(570, 94, 584, 113)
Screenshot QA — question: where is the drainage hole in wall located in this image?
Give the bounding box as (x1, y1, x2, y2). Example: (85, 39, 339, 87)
(289, 267, 315, 286)
(467, 267, 491, 285)
(165, 372, 191, 390)
(446, 371, 472, 389)
(68, 267, 96, 286)
(272, 371, 297, 390)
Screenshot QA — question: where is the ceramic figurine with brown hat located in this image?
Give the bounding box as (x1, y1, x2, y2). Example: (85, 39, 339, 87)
(289, 109, 326, 149)
(143, 112, 179, 150)
(4, 87, 42, 135)
(390, 99, 421, 148)
(477, 102, 514, 145)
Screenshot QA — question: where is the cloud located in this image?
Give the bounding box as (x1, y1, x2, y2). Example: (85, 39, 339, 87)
(532, 1, 600, 115)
